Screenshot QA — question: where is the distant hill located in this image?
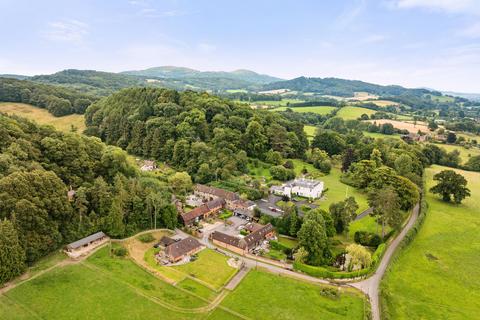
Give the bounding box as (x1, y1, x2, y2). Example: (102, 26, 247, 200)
(0, 74, 30, 80)
(261, 76, 438, 97)
(31, 69, 147, 95)
(442, 91, 480, 102)
(122, 66, 283, 84)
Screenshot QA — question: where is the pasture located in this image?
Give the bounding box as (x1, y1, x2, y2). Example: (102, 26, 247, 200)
(220, 270, 368, 319)
(364, 100, 400, 107)
(271, 105, 337, 115)
(436, 143, 480, 165)
(362, 131, 402, 140)
(336, 106, 376, 120)
(0, 102, 86, 133)
(0, 244, 368, 320)
(380, 165, 480, 319)
(366, 119, 429, 134)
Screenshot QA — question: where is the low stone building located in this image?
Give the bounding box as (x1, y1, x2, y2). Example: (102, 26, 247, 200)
(210, 223, 275, 255)
(165, 237, 203, 262)
(65, 231, 108, 258)
(180, 198, 226, 225)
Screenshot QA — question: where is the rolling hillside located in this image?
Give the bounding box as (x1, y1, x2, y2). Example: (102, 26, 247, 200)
(122, 66, 282, 84)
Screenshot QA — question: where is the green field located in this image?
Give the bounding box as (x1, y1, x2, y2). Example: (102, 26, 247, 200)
(0, 245, 368, 320)
(171, 249, 237, 290)
(362, 131, 402, 140)
(271, 105, 337, 115)
(336, 106, 376, 120)
(221, 270, 368, 319)
(0, 102, 86, 132)
(304, 125, 317, 141)
(436, 143, 480, 165)
(381, 165, 480, 319)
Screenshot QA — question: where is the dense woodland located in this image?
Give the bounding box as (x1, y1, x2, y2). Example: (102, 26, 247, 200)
(0, 114, 176, 284)
(0, 78, 97, 116)
(85, 88, 309, 183)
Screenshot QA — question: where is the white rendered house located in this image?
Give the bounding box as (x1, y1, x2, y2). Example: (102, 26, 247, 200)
(271, 178, 324, 199)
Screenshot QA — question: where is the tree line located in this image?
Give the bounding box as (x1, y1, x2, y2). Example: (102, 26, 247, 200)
(0, 114, 175, 285)
(85, 87, 309, 184)
(0, 78, 97, 116)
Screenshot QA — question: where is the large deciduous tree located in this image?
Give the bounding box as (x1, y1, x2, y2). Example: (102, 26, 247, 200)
(297, 210, 330, 266)
(430, 170, 470, 203)
(368, 186, 402, 238)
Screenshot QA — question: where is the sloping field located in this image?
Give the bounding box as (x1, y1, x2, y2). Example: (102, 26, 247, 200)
(0, 102, 86, 132)
(381, 165, 480, 319)
(220, 270, 368, 319)
(366, 119, 429, 134)
(365, 100, 400, 107)
(271, 105, 337, 115)
(336, 106, 376, 120)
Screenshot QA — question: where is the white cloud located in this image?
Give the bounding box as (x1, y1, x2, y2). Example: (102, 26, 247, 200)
(42, 19, 88, 45)
(393, 0, 480, 15)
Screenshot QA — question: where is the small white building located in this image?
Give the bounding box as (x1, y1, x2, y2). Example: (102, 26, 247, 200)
(271, 178, 324, 199)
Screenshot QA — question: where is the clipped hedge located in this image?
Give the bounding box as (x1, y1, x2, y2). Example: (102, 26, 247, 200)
(293, 261, 370, 279)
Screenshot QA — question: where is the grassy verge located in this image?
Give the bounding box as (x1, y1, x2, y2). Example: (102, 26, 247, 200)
(380, 165, 480, 319)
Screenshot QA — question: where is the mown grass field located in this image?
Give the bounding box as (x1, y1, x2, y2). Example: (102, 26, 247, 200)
(221, 270, 368, 319)
(336, 106, 376, 120)
(436, 143, 480, 165)
(171, 249, 237, 290)
(381, 165, 480, 319)
(0, 246, 368, 320)
(0, 102, 86, 132)
(271, 105, 337, 115)
(362, 131, 402, 140)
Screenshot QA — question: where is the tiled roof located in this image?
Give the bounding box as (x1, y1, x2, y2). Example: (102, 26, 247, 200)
(180, 198, 225, 224)
(165, 237, 202, 259)
(66, 231, 106, 250)
(195, 184, 239, 201)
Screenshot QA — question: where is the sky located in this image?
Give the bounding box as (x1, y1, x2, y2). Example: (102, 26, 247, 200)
(0, 0, 480, 92)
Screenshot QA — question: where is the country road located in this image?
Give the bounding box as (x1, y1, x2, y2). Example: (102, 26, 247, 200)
(351, 203, 420, 320)
(183, 202, 420, 320)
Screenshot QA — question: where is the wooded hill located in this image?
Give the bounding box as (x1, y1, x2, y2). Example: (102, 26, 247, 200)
(0, 113, 176, 284)
(122, 66, 283, 84)
(0, 78, 98, 116)
(261, 76, 440, 98)
(85, 87, 309, 183)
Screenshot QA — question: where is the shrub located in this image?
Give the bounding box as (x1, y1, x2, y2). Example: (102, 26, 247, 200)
(319, 287, 340, 300)
(138, 233, 155, 243)
(354, 231, 382, 247)
(371, 243, 386, 267)
(113, 247, 128, 257)
(270, 240, 289, 252)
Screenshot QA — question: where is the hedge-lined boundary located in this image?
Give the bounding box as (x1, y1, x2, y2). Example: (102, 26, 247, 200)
(293, 243, 386, 280)
(379, 181, 427, 319)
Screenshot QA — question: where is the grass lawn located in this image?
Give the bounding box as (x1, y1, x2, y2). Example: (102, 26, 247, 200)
(87, 246, 208, 308)
(271, 106, 337, 115)
(362, 131, 402, 140)
(176, 278, 218, 301)
(144, 247, 187, 283)
(221, 270, 368, 319)
(435, 143, 480, 165)
(381, 165, 480, 319)
(0, 102, 86, 133)
(278, 236, 299, 249)
(171, 249, 237, 290)
(2, 263, 205, 320)
(336, 106, 376, 120)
